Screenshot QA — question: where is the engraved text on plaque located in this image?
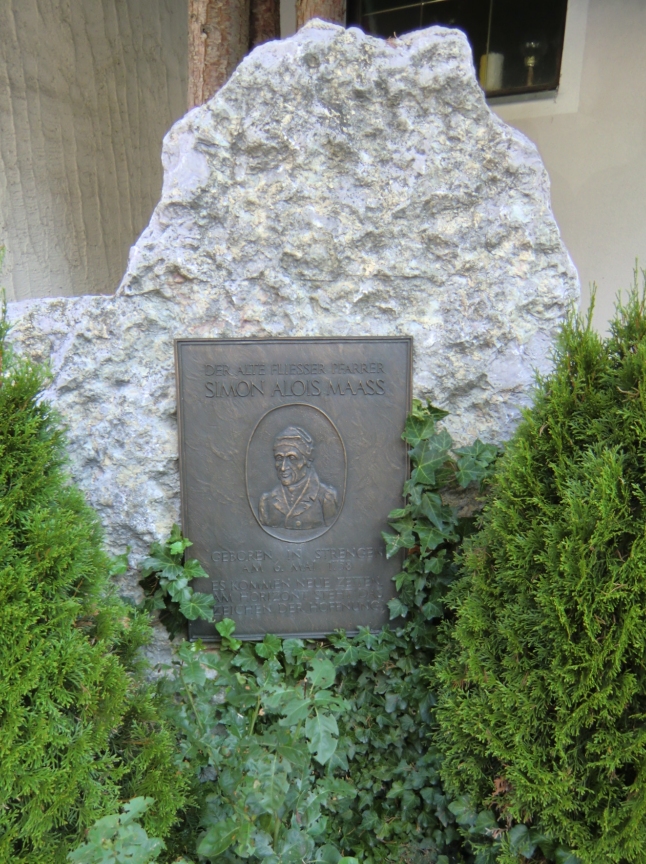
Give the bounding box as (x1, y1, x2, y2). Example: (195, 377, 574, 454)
(175, 337, 411, 639)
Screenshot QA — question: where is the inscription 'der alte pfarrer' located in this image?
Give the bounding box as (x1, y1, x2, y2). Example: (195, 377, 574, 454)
(175, 337, 411, 640)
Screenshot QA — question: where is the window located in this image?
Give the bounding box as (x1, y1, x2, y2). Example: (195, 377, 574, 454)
(346, 0, 569, 98)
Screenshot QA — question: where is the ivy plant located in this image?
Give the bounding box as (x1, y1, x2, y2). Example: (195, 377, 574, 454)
(137, 524, 214, 637)
(148, 400, 501, 864)
(68, 798, 168, 864)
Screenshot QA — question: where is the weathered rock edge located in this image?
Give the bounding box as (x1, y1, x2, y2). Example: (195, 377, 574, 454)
(8, 21, 579, 571)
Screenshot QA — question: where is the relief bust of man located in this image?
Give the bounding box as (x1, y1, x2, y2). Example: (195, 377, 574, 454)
(259, 426, 338, 530)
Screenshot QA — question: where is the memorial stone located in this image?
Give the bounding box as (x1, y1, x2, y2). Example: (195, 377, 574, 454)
(7, 21, 579, 653)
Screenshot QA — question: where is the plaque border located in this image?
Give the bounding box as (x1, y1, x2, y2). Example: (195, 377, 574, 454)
(174, 336, 413, 640)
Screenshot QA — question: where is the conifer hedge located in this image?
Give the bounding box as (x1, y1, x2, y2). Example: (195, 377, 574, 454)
(434, 286, 646, 863)
(0, 309, 186, 862)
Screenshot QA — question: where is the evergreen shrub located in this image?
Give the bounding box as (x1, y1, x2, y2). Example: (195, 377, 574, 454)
(0, 307, 186, 862)
(434, 285, 646, 863)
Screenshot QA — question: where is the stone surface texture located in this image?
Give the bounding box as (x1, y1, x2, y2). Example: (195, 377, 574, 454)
(8, 22, 579, 605)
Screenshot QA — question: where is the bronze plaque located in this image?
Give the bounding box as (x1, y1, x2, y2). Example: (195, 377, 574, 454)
(175, 337, 411, 639)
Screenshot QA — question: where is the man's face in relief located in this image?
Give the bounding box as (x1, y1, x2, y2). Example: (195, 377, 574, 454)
(274, 444, 308, 487)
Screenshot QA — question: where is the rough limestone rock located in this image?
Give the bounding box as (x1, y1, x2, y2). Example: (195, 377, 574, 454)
(8, 21, 579, 578)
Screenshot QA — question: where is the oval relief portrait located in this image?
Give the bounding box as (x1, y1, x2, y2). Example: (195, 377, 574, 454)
(246, 404, 346, 542)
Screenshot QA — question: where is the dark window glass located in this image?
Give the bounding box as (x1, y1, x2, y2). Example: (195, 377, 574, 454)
(347, 0, 569, 97)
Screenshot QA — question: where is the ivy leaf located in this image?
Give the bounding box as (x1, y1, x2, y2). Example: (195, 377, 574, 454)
(139, 553, 176, 578)
(409, 429, 453, 486)
(183, 558, 209, 580)
(275, 740, 310, 770)
(180, 591, 214, 621)
(215, 617, 242, 651)
(403, 413, 436, 447)
(282, 638, 306, 664)
(384, 692, 398, 713)
(277, 694, 311, 726)
(448, 796, 478, 828)
(473, 810, 498, 837)
(307, 658, 336, 689)
(233, 820, 253, 857)
(166, 576, 189, 597)
(216, 618, 237, 639)
(169, 537, 192, 555)
(305, 711, 339, 765)
(197, 817, 239, 857)
(421, 601, 443, 620)
(388, 598, 408, 619)
(508, 823, 538, 857)
(454, 439, 499, 488)
(256, 633, 282, 659)
(387, 507, 409, 520)
(424, 402, 450, 422)
(555, 850, 582, 864)
(109, 549, 130, 577)
(316, 844, 342, 863)
(182, 658, 206, 687)
(382, 525, 415, 558)
(120, 797, 154, 823)
(416, 525, 447, 555)
(419, 493, 456, 533)
(334, 644, 361, 666)
(160, 562, 184, 581)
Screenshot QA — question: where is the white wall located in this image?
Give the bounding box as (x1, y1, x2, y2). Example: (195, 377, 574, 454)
(0, 0, 187, 301)
(280, 0, 646, 332)
(493, 0, 646, 332)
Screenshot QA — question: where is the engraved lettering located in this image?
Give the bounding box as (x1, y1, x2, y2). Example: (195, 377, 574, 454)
(177, 337, 410, 640)
(291, 379, 306, 396)
(212, 550, 273, 563)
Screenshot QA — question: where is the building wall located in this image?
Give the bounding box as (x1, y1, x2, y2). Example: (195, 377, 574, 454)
(494, 0, 646, 332)
(0, 0, 187, 301)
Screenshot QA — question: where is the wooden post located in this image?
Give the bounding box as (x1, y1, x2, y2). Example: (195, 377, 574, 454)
(188, 0, 251, 107)
(250, 0, 280, 47)
(295, 0, 346, 29)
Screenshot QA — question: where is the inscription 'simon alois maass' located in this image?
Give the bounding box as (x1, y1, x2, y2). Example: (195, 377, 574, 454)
(175, 337, 412, 639)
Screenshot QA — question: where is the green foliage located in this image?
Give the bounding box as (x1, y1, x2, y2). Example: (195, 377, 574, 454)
(155, 401, 498, 864)
(139, 524, 214, 638)
(68, 798, 167, 864)
(434, 282, 646, 862)
(0, 310, 187, 862)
